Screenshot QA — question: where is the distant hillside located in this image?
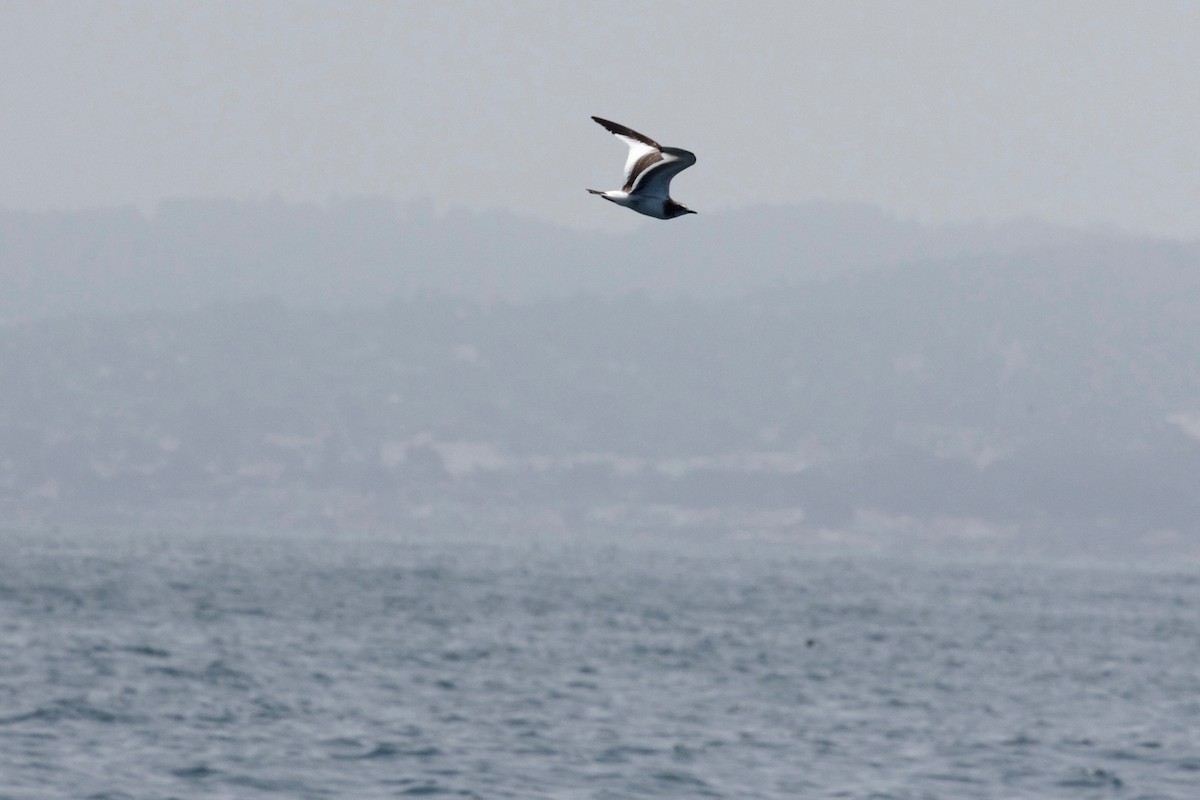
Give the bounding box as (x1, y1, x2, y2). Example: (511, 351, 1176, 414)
(3, 198, 1185, 318)
(2, 233, 1198, 557)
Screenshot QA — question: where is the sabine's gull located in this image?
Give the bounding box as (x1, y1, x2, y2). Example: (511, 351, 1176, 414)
(587, 116, 697, 219)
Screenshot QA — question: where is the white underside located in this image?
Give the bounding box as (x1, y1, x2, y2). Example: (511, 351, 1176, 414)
(599, 191, 670, 219)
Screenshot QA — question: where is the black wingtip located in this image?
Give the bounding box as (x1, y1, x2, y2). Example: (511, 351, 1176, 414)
(591, 116, 660, 149)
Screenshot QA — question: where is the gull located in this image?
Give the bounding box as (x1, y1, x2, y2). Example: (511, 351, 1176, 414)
(587, 116, 697, 219)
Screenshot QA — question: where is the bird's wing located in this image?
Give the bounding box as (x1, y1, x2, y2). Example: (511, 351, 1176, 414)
(629, 148, 696, 199)
(592, 116, 664, 191)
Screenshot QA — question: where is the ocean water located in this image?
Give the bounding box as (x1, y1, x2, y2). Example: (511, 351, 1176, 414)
(1, 529, 1198, 799)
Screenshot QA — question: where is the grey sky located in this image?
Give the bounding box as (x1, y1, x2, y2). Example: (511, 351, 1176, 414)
(2, 1, 1197, 237)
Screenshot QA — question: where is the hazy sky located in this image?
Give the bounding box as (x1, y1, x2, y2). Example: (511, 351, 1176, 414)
(2, 1, 1197, 237)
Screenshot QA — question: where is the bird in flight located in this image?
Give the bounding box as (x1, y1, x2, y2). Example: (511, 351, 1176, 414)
(587, 117, 697, 219)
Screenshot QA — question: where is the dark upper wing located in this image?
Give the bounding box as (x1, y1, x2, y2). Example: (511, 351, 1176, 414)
(591, 117, 661, 149)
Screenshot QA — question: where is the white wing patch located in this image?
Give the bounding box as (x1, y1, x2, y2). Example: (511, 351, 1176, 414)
(612, 135, 662, 189)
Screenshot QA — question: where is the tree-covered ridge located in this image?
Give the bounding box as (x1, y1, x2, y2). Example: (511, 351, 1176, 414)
(3, 244, 1198, 555)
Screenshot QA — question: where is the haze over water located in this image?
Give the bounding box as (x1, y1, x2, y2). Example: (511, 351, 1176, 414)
(3, 4, 1199, 797)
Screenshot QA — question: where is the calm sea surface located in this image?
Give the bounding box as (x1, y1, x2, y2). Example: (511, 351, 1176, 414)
(1, 529, 1198, 799)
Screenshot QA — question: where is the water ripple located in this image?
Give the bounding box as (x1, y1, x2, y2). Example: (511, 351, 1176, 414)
(1, 531, 1197, 798)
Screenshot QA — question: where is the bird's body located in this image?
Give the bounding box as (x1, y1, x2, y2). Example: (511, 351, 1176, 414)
(588, 117, 696, 219)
